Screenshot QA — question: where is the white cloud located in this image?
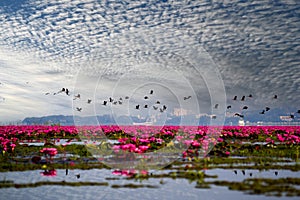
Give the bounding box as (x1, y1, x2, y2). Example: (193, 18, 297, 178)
(0, 0, 299, 122)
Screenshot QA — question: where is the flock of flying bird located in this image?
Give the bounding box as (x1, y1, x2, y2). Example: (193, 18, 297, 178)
(221, 94, 299, 119)
(46, 88, 300, 120)
(46, 88, 193, 114)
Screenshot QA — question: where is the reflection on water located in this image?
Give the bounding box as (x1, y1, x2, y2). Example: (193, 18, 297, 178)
(0, 167, 299, 200)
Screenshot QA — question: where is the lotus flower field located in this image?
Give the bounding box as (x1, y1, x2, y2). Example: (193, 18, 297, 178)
(0, 125, 299, 197)
(1, 125, 299, 156)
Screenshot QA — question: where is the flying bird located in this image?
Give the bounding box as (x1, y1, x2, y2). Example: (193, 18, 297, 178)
(76, 107, 82, 112)
(156, 101, 160, 104)
(273, 95, 278, 99)
(45, 92, 50, 95)
(136, 105, 140, 109)
(235, 113, 244, 118)
(183, 96, 192, 100)
(227, 105, 232, 109)
(54, 88, 68, 95)
(102, 101, 107, 106)
(259, 110, 265, 114)
(214, 104, 219, 109)
(150, 90, 154, 95)
(241, 96, 245, 101)
(163, 105, 167, 110)
(75, 174, 80, 179)
(87, 99, 92, 104)
(265, 107, 270, 111)
(233, 96, 237, 100)
(248, 94, 253, 98)
(144, 105, 148, 108)
(144, 96, 149, 100)
(242, 106, 248, 110)
(297, 110, 300, 114)
(153, 106, 158, 110)
(125, 96, 129, 99)
(109, 97, 113, 102)
(290, 114, 295, 119)
(65, 88, 70, 96)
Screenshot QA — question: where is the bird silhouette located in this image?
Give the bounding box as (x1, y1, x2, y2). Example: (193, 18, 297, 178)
(54, 88, 68, 95)
(290, 114, 295, 119)
(273, 95, 278, 99)
(242, 106, 248, 110)
(156, 101, 160, 104)
(87, 99, 92, 104)
(45, 92, 50, 95)
(159, 108, 164, 112)
(144, 96, 149, 100)
(214, 104, 219, 109)
(265, 107, 270, 111)
(235, 113, 244, 118)
(227, 105, 232, 109)
(163, 105, 167, 110)
(113, 101, 117, 105)
(275, 171, 278, 176)
(242, 170, 245, 175)
(259, 110, 265, 114)
(102, 101, 107, 106)
(144, 105, 148, 108)
(136, 105, 140, 109)
(183, 96, 192, 100)
(75, 174, 80, 179)
(76, 107, 82, 112)
(65, 88, 70, 96)
(109, 97, 113, 102)
(248, 94, 253, 98)
(212, 115, 217, 119)
(234, 170, 237, 175)
(150, 90, 154, 95)
(66, 169, 68, 176)
(153, 106, 158, 110)
(125, 96, 129, 99)
(233, 96, 237, 100)
(118, 101, 122, 105)
(241, 96, 245, 101)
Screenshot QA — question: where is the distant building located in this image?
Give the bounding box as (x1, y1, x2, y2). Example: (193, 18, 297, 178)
(280, 116, 293, 122)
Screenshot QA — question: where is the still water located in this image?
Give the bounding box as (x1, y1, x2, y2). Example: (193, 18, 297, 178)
(1, 167, 299, 200)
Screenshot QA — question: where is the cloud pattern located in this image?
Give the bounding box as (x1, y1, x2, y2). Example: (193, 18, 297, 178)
(0, 0, 299, 122)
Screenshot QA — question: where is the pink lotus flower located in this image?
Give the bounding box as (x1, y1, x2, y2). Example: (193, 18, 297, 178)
(139, 145, 149, 152)
(40, 147, 58, 156)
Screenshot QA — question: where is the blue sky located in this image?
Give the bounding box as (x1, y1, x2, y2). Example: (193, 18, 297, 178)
(0, 0, 299, 123)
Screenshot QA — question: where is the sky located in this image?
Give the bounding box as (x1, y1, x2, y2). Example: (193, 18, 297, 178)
(0, 0, 299, 124)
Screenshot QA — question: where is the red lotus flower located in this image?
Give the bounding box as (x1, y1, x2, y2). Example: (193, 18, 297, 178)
(40, 169, 57, 177)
